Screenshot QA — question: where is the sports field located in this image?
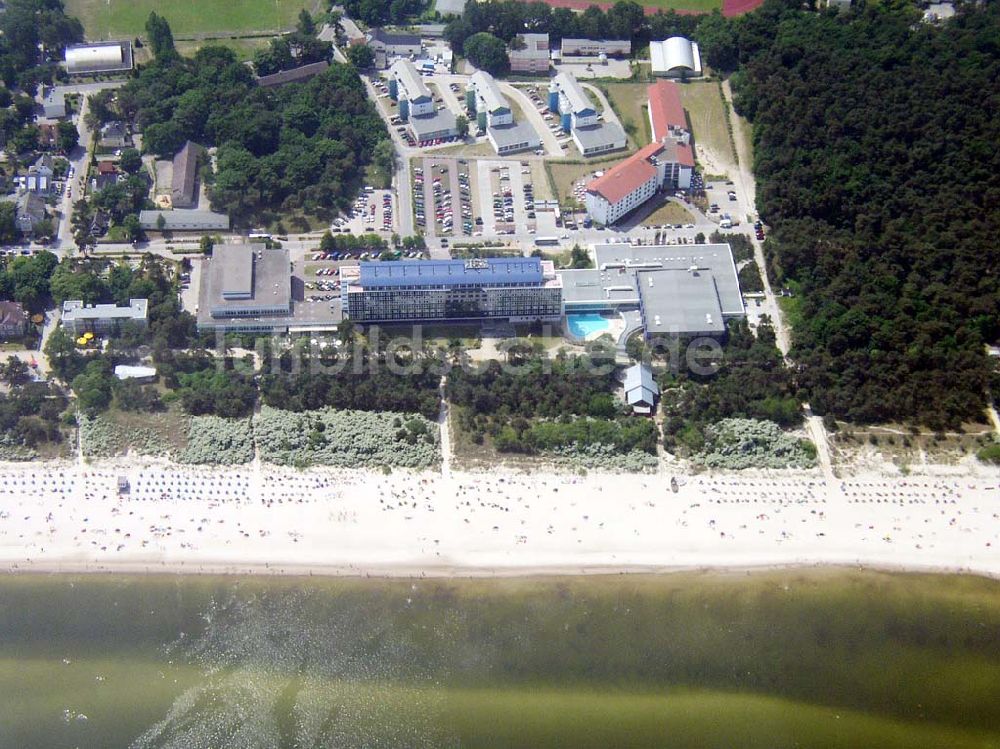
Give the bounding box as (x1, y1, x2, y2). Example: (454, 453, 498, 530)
(65, 0, 320, 39)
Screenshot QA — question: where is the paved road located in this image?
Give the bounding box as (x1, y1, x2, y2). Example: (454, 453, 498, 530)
(498, 82, 563, 157)
(721, 79, 789, 357)
(45, 81, 126, 256)
(581, 81, 624, 132)
(360, 73, 414, 236)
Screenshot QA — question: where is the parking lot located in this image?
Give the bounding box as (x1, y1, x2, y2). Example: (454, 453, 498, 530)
(522, 84, 572, 156)
(417, 157, 475, 238)
(333, 187, 395, 235)
(476, 160, 538, 237)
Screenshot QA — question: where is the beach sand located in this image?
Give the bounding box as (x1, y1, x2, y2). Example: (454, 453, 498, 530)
(0, 457, 998, 578)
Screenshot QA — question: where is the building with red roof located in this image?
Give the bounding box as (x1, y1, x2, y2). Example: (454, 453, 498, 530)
(647, 80, 690, 145)
(585, 139, 694, 226)
(585, 143, 667, 226)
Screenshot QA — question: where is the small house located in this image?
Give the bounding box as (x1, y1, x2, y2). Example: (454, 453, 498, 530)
(98, 121, 129, 149)
(0, 301, 28, 338)
(623, 363, 660, 415)
(14, 192, 48, 236)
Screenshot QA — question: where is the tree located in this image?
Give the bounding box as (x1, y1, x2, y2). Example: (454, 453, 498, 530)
(568, 244, 591, 269)
(0, 202, 18, 245)
(119, 147, 142, 174)
(85, 90, 115, 130)
(347, 43, 375, 70)
(44, 327, 84, 382)
(199, 235, 216, 255)
(122, 214, 143, 243)
(0, 357, 30, 388)
(297, 9, 316, 36)
(72, 360, 113, 415)
(372, 139, 395, 183)
(145, 12, 176, 59)
(455, 115, 469, 138)
(463, 33, 509, 76)
(57, 121, 78, 153)
(156, 213, 166, 232)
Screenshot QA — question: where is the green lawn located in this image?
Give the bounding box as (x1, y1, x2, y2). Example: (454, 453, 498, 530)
(601, 82, 652, 148)
(678, 80, 738, 176)
(66, 0, 319, 39)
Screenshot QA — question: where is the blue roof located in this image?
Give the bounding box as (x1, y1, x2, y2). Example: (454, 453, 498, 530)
(358, 258, 545, 288)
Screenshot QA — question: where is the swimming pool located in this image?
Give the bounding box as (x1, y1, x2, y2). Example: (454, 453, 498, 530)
(566, 313, 611, 338)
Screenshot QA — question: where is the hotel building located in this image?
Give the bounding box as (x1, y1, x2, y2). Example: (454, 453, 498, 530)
(341, 257, 563, 324)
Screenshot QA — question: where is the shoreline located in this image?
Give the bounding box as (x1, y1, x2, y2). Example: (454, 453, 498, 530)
(1, 457, 998, 583)
(5, 558, 1000, 582)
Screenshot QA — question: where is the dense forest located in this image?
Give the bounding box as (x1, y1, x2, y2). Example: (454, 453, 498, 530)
(260, 354, 442, 421)
(0, 0, 82, 92)
(0, 359, 67, 456)
(725, 0, 1000, 427)
(447, 355, 655, 454)
(660, 319, 800, 454)
(114, 16, 388, 224)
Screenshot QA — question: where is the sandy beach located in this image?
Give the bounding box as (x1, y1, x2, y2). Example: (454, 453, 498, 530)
(0, 456, 998, 579)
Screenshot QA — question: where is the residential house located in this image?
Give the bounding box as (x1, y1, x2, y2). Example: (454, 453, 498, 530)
(15, 192, 48, 237)
(91, 161, 120, 191)
(0, 301, 28, 338)
(41, 88, 68, 119)
(37, 123, 60, 150)
(98, 121, 129, 149)
(25, 154, 54, 194)
(367, 28, 421, 69)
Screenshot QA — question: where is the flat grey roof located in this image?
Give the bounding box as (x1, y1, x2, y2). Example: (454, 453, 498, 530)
(202, 244, 291, 317)
(257, 61, 329, 88)
(573, 122, 625, 150)
(488, 120, 539, 149)
(636, 268, 725, 335)
(559, 242, 744, 336)
(409, 108, 457, 138)
(595, 242, 743, 315)
(139, 210, 230, 230)
(63, 298, 148, 321)
(214, 244, 254, 299)
(559, 268, 637, 305)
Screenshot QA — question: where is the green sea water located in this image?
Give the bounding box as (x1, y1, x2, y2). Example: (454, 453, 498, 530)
(1, 570, 999, 748)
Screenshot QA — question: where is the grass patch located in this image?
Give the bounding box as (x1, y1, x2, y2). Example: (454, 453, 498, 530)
(640, 199, 694, 226)
(530, 159, 553, 201)
(430, 142, 496, 157)
(547, 160, 617, 205)
(678, 80, 736, 174)
(173, 37, 273, 62)
(828, 421, 995, 469)
(601, 83, 652, 148)
(65, 0, 316, 38)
